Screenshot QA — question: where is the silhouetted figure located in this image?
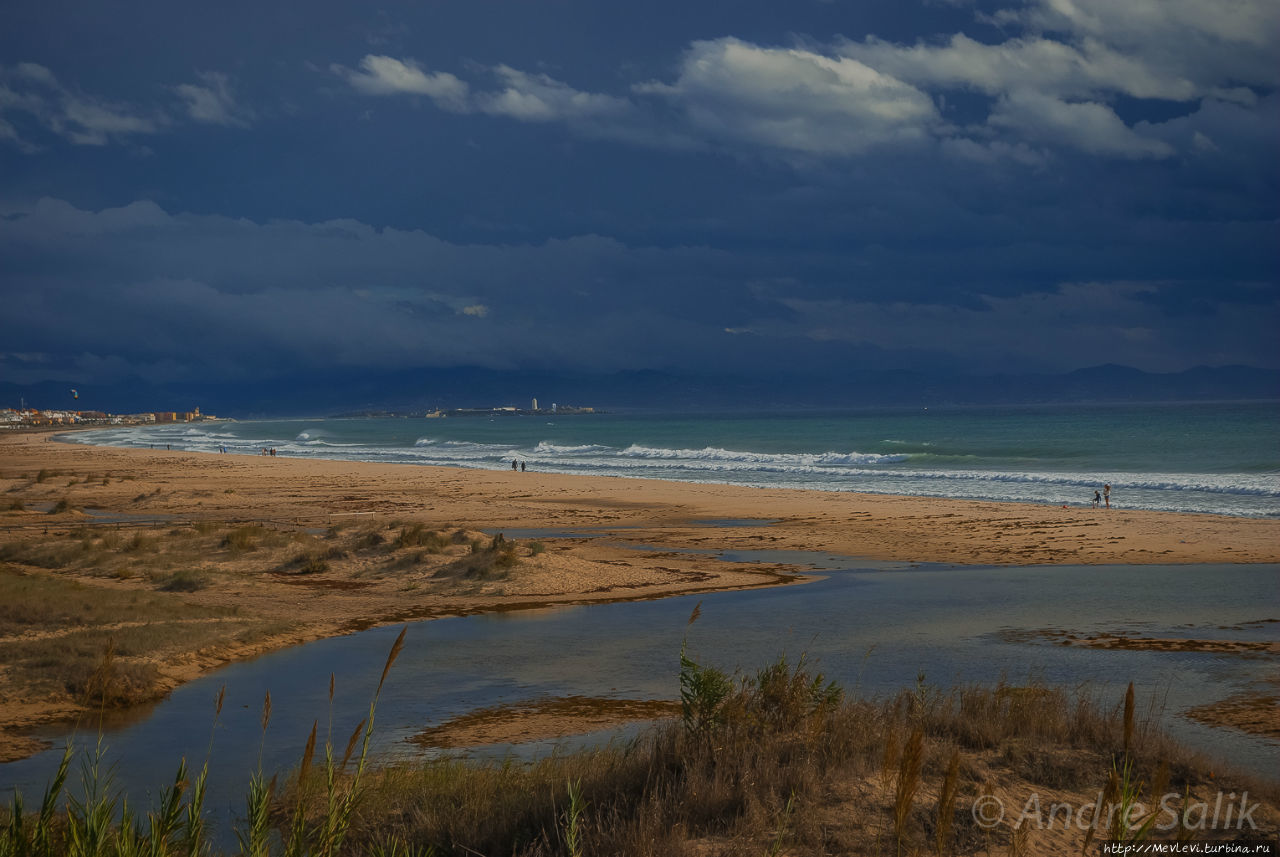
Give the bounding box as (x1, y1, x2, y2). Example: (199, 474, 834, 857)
(520, 461, 526, 472)
(511, 459, 518, 471)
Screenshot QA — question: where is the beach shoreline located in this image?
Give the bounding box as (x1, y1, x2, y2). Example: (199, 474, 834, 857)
(22, 428, 1280, 565)
(1, 431, 1278, 763)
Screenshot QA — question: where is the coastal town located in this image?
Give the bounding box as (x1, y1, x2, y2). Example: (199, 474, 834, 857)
(0, 405, 218, 429)
(1, 400, 599, 428)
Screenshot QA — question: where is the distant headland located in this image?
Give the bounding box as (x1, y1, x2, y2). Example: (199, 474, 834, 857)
(329, 402, 601, 419)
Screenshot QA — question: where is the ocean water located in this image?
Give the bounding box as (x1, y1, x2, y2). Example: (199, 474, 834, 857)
(64, 402, 1280, 517)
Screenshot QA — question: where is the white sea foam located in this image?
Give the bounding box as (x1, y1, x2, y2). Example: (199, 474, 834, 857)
(56, 420, 1280, 518)
(616, 444, 905, 466)
(532, 441, 614, 455)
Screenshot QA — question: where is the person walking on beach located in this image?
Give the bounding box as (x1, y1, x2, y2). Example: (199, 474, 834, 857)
(1103, 483, 1111, 509)
(511, 459, 518, 471)
(520, 461, 526, 472)
(1092, 490, 1101, 508)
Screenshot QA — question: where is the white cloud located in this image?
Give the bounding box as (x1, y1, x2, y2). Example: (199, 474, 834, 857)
(478, 66, 631, 122)
(1191, 131, 1218, 153)
(986, 0, 1280, 98)
(0, 63, 164, 148)
(336, 42, 940, 157)
(1007, 0, 1279, 52)
(175, 72, 252, 127)
(634, 38, 940, 156)
(337, 55, 632, 129)
(333, 55, 470, 110)
(57, 96, 162, 144)
(843, 34, 1197, 101)
(329, 0, 1276, 166)
(988, 90, 1174, 159)
(829, 0, 1279, 162)
(1, 62, 250, 150)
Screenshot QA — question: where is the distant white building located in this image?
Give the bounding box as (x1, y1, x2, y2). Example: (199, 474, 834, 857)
(532, 397, 538, 411)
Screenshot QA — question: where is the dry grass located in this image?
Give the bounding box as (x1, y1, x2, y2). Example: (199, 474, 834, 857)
(436, 532, 521, 580)
(0, 620, 250, 706)
(0, 567, 225, 636)
(2, 640, 1276, 856)
(0, 518, 538, 736)
(157, 568, 213, 591)
(312, 668, 1278, 857)
(0, 563, 244, 715)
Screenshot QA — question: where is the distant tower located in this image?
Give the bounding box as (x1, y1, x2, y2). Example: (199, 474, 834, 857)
(532, 398, 538, 411)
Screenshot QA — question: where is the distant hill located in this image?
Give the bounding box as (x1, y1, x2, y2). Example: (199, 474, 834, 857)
(1, 364, 1275, 418)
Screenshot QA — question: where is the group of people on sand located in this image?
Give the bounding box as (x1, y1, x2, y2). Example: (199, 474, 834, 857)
(511, 459, 527, 472)
(261, 447, 278, 457)
(1091, 483, 1111, 509)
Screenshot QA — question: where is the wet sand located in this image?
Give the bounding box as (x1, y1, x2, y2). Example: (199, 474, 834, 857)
(412, 696, 682, 749)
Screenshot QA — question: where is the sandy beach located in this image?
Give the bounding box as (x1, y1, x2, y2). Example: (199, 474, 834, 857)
(1, 430, 1278, 763)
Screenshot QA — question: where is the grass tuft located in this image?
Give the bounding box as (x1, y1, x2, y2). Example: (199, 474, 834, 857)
(221, 525, 264, 553)
(158, 569, 211, 592)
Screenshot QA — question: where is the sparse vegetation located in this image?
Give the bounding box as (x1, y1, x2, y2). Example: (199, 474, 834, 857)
(0, 517, 528, 744)
(395, 523, 447, 553)
(354, 529, 385, 551)
(0, 624, 1276, 856)
(440, 533, 520, 580)
(158, 569, 211, 592)
(0, 630, 408, 857)
(123, 532, 156, 553)
(66, 639, 163, 708)
(221, 525, 265, 553)
(278, 551, 330, 575)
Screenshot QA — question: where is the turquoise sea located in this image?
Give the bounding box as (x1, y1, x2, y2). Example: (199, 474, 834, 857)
(67, 402, 1279, 517)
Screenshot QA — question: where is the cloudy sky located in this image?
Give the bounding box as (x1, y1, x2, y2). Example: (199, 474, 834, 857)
(2, 0, 1277, 394)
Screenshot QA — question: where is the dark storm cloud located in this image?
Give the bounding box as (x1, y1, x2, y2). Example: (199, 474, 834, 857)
(0, 0, 1276, 391)
(2, 197, 1274, 385)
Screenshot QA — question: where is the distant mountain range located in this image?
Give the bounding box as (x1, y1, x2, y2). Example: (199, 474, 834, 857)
(2, 364, 1276, 418)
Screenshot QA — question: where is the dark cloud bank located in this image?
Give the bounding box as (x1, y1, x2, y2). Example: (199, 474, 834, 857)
(1, 0, 1276, 414)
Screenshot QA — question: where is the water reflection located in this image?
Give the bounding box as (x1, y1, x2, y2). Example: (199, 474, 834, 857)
(2, 560, 1276, 846)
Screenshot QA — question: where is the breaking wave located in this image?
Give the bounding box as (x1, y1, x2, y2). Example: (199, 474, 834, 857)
(56, 422, 1280, 517)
